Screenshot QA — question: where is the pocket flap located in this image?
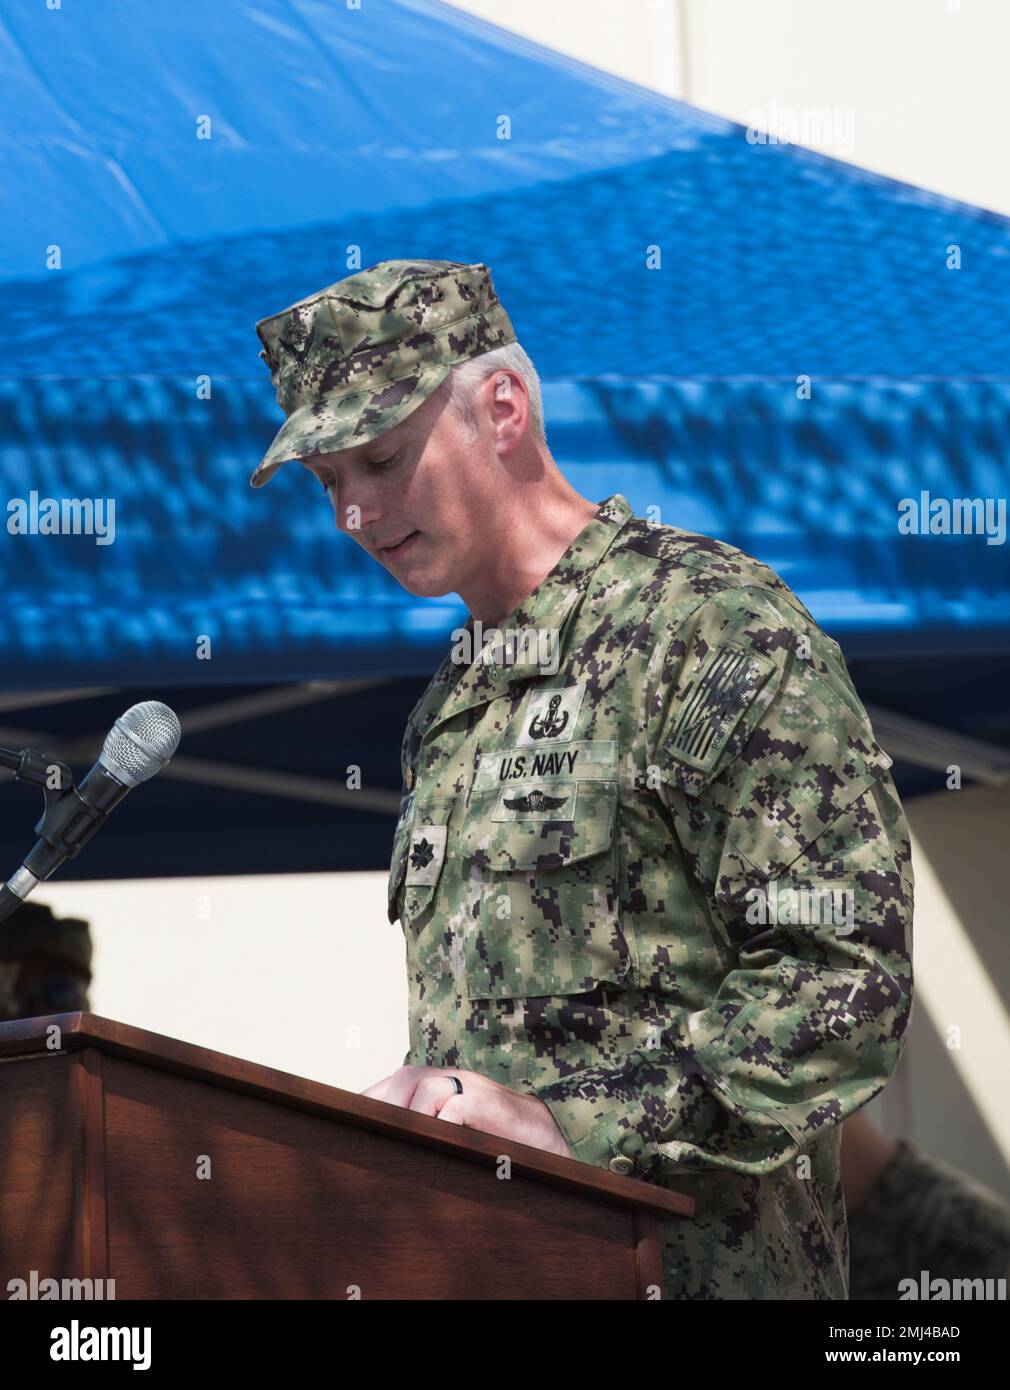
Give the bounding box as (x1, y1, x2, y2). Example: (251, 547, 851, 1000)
(461, 781, 616, 871)
(459, 781, 627, 999)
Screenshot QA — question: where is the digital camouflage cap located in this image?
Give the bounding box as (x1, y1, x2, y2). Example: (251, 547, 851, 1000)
(250, 259, 516, 487)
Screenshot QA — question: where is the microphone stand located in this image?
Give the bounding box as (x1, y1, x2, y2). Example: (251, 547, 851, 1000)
(0, 745, 78, 923)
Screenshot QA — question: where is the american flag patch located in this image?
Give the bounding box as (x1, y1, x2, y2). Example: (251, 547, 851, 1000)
(667, 643, 774, 770)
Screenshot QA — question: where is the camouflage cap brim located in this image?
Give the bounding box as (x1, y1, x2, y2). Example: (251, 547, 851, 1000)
(249, 361, 453, 488)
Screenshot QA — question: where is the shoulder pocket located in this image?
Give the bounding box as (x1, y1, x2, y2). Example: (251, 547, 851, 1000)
(459, 780, 630, 998)
(661, 641, 780, 794)
(661, 664, 894, 881)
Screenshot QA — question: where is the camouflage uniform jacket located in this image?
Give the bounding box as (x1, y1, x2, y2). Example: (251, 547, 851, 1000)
(387, 493, 914, 1299)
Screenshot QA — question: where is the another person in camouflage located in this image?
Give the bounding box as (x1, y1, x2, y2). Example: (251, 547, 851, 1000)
(253, 259, 914, 1299)
(843, 1112, 1010, 1299)
(0, 900, 92, 1021)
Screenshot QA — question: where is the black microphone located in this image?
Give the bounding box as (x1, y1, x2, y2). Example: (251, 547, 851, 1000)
(0, 701, 182, 922)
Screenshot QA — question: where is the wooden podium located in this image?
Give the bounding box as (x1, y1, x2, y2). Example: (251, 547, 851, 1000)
(0, 1013, 693, 1299)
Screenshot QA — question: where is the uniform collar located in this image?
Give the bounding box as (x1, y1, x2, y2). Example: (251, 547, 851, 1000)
(408, 494, 635, 744)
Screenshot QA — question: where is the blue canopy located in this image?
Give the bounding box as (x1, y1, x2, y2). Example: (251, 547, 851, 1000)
(1, 0, 1007, 877)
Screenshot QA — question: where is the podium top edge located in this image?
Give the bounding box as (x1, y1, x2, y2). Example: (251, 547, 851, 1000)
(0, 1011, 694, 1221)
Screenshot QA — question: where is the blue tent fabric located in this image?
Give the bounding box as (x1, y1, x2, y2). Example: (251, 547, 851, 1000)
(2, 374, 1008, 688)
(2, 0, 1009, 693)
(0, 0, 729, 284)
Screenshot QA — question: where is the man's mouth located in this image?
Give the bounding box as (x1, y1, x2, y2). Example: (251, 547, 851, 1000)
(377, 531, 420, 559)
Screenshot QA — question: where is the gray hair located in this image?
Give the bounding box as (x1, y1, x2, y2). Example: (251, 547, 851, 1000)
(442, 340, 547, 448)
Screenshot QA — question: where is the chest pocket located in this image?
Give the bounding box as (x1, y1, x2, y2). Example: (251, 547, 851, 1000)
(459, 779, 630, 999)
(387, 795, 452, 929)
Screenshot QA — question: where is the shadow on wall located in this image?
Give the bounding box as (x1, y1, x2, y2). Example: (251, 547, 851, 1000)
(902, 785, 1010, 1201)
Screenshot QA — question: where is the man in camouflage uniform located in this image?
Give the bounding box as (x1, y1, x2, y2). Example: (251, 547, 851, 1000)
(252, 259, 914, 1299)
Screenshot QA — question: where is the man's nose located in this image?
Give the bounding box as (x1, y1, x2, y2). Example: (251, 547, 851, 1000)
(332, 480, 380, 537)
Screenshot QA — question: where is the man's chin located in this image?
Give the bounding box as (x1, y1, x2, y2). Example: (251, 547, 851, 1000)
(394, 570, 453, 599)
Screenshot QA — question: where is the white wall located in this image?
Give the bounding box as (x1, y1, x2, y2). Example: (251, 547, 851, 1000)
(448, 0, 1010, 215)
(39, 870, 408, 1097)
(684, 0, 1010, 216)
(885, 785, 1010, 1200)
(443, 0, 686, 97)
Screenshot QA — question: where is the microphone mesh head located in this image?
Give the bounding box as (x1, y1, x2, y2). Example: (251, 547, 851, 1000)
(101, 701, 182, 786)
